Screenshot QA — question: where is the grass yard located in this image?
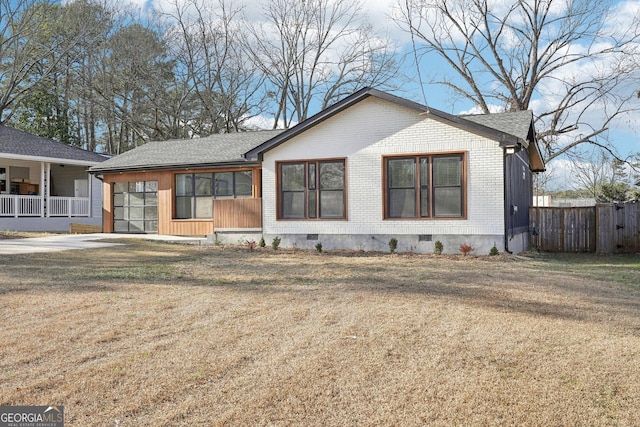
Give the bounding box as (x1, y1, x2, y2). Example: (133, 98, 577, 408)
(1, 241, 639, 426)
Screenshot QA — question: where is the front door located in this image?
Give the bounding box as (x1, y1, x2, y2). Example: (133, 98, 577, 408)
(113, 181, 158, 233)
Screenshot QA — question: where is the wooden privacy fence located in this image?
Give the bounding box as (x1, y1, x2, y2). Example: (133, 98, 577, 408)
(529, 202, 640, 254)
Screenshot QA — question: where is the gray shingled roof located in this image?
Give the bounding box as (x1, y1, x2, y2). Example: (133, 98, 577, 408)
(90, 130, 284, 173)
(461, 110, 534, 143)
(0, 125, 108, 164)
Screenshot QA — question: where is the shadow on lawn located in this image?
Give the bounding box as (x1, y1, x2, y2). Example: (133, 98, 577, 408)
(1, 241, 639, 333)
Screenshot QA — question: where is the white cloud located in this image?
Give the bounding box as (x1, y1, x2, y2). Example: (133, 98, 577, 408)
(458, 104, 507, 115)
(243, 115, 290, 130)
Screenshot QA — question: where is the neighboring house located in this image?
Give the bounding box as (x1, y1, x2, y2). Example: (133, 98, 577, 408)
(0, 125, 107, 232)
(91, 88, 545, 253)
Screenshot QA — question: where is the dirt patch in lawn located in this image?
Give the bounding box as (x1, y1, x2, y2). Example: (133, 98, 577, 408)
(1, 241, 639, 426)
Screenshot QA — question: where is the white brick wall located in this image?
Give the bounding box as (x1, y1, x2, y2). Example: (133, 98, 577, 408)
(262, 97, 505, 238)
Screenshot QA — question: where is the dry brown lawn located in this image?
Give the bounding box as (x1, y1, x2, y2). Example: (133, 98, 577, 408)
(1, 240, 639, 426)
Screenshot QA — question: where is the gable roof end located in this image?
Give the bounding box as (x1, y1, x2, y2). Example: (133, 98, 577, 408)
(244, 87, 545, 172)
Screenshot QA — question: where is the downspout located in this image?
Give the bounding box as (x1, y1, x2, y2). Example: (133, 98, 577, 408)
(503, 147, 512, 254)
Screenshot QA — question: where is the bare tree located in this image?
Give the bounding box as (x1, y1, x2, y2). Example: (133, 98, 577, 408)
(570, 150, 613, 197)
(0, 0, 104, 124)
(570, 148, 640, 201)
(160, 0, 266, 136)
(244, 0, 400, 129)
(396, 0, 640, 163)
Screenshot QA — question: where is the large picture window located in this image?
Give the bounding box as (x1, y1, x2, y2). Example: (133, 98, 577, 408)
(279, 160, 346, 219)
(385, 154, 464, 219)
(174, 170, 253, 219)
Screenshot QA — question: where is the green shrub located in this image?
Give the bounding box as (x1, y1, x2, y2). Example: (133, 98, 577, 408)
(434, 240, 443, 255)
(258, 237, 266, 248)
(315, 242, 323, 253)
(489, 244, 500, 256)
(271, 236, 281, 250)
(389, 238, 398, 254)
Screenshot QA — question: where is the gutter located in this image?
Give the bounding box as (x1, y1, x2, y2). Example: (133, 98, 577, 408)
(89, 160, 261, 175)
(0, 153, 105, 167)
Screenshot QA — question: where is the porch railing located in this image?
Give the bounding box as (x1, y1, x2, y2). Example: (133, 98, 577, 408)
(0, 195, 42, 217)
(0, 195, 90, 218)
(49, 196, 90, 217)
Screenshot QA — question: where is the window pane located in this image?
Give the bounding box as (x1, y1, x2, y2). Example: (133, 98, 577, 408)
(129, 181, 145, 192)
(145, 206, 157, 220)
(420, 191, 430, 217)
(214, 172, 233, 196)
(113, 193, 125, 207)
(114, 182, 127, 193)
(434, 187, 463, 217)
(175, 197, 192, 219)
(320, 190, 344, 218)
(308, 190, 317, 218)
(319, 162, 344, 190)
(145, 193, 158, 206)
(420, 158, 429, 187)
(114, 207, 127, 220)
(281, 164, 305, 191)
(308, 164, 316, 190)
(195, 197, 213, 218)
(234, 171, 253, 196)
(433, 156, 462, 186)
(129, 220, 144, 233)
(282, 191, 305, 218)
(146, 221, 158, 233)
(389, 188, 416, 218)
(129, 193, 144, 206)
(195, 174, 212, 196)
(129, 207, 144, 220)
(175, 174, 193, 196)
(114, 220, 129, 232)
(388, 158, 415, 188)
(145, 181, 158, 192)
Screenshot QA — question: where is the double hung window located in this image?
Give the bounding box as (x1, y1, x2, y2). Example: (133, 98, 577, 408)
(279, 160, 345, 219)
(385, 154, 464, 219)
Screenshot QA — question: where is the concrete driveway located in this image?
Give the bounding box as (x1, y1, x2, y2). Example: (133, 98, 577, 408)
(0, 233, 206, 255)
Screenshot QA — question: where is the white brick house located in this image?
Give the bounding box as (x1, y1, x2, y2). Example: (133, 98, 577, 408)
(245, 88, 544, 254)
(92, 88, 544, 254)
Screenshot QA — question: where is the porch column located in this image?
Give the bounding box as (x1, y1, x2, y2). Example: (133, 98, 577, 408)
(43, 162, 51, 218)
(40, 162, 45, 217)
(87, 172, 93, 218)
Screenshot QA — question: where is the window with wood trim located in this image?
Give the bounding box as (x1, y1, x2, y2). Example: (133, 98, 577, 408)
(385, 153, 465, 219)
(278, 160, 345, 219)
(174, 171, 253, 219)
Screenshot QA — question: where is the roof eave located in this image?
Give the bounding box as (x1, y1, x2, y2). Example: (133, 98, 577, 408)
(0, 153, 104, 166)
(90, 160, 260, 174)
